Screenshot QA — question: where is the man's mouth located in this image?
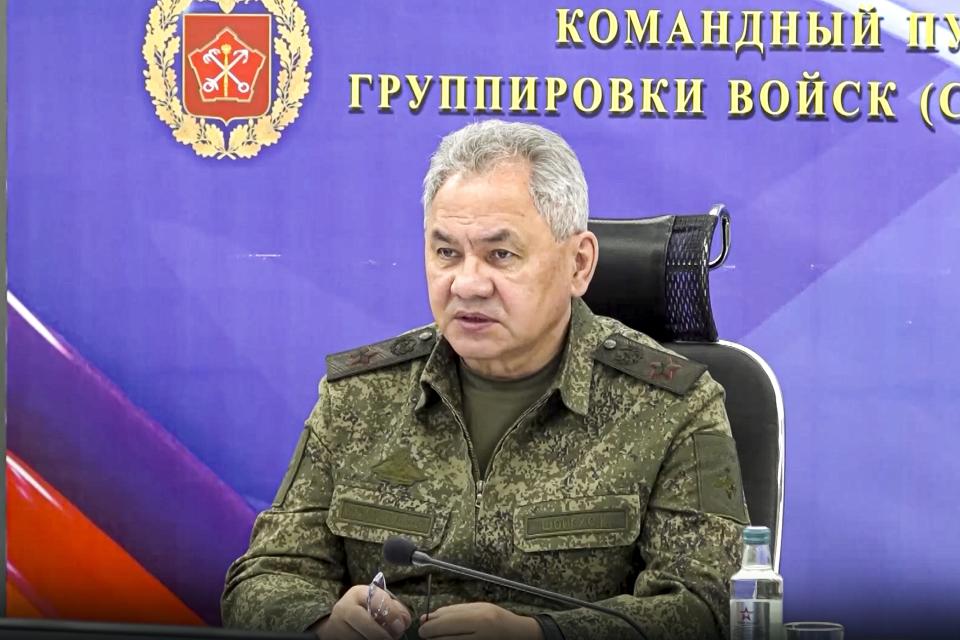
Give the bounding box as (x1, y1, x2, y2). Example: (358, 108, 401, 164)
(454, 312, 496, 327)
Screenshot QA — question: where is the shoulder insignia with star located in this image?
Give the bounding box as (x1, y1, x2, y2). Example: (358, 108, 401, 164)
(592, 332, 707, 395)
(326, 328, 438, 382)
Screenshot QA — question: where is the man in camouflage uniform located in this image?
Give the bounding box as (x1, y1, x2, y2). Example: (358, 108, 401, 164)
(222, 120, 748, 640)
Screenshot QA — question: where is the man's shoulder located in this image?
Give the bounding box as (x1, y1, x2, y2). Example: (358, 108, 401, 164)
(587, 312, 709, 396)
(324, 323, 439, 383)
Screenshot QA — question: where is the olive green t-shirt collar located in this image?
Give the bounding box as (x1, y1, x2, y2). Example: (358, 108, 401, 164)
(416, 297, 597, 417)
(458, 347, 563, 394)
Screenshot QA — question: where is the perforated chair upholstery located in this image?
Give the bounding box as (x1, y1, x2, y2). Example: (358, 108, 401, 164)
(583, 208, 784, 568)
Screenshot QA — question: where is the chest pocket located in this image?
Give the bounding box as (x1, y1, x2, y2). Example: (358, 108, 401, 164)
(513, 494, 642, 552)
(327, 483, 449, 552)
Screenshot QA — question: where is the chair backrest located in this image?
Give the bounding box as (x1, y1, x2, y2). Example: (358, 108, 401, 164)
(583, 206, 784, 569)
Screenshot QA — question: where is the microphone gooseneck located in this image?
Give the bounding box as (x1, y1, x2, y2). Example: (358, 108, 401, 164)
(382, 536, 647, 640)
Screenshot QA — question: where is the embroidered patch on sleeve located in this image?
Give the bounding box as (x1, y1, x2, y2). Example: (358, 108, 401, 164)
(694, 433, 749, 524)
(272, 427, 309, 507)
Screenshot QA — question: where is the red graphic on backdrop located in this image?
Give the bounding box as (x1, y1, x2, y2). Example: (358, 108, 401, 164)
(183, 14, 271, 123)
(188, 30, 266, 102)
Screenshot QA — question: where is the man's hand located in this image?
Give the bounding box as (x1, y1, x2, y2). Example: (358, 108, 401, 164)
(417, 603, 543, 640)
(312, 585, 411, 640)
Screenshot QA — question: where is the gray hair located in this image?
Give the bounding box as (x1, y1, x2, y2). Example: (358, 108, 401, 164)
(422, 120, 589, 240)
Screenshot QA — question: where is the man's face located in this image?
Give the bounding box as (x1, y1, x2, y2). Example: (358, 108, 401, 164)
(425, 162, 579, 379)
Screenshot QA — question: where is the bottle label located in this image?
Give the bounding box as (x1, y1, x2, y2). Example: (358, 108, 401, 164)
(730, 599, 783, 640)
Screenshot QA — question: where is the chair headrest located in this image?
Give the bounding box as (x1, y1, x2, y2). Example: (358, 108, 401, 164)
(582, 206, 729, 343)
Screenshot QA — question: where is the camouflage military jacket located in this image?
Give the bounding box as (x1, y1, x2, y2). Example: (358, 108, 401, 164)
(222, 298, 749, 640)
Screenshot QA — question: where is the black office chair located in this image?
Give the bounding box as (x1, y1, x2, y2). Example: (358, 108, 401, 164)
(583, 205, 784, 569)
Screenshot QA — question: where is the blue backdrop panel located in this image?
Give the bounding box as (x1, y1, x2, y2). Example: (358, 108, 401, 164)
(7, 0, 960, 634)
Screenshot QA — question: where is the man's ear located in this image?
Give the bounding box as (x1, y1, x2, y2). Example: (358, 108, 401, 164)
(569, 230, 599, 298)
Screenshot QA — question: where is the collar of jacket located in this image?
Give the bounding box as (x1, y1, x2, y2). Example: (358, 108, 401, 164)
(414, 297, 596, 417)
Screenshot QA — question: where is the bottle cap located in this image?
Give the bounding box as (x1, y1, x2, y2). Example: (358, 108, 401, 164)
(743, 526, 770, 544)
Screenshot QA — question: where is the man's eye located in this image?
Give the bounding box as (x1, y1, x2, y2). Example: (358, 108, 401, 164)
(491, 249, 514, 261)
(437, 247, 458, 259)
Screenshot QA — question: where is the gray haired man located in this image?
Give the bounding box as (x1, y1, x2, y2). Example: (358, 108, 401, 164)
(222, 120, 748, 640)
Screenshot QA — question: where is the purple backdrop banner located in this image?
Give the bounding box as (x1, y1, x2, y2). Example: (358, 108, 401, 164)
(7, 0, 960, 635)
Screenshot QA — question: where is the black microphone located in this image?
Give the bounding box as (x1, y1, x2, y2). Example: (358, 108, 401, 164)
(382, 536, 647, 639)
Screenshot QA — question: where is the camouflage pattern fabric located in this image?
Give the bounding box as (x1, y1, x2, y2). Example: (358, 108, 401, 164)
(222, 298, 749, 640)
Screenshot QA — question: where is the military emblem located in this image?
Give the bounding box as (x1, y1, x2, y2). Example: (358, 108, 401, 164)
(184, 17, 270, 120)
(648, 358, 682, 381)
(346, 346, 379, 367)
(143, 0, 312, 159)
(390, 336, 417, 357)
(713, 467, 738, 501)
(611, 348, 644, 367)
(695, 434, 749, 524)
(371, 451, 428, 486)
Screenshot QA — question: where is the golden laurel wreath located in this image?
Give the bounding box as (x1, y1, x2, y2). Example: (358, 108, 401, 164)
(142, 0, 312, 159)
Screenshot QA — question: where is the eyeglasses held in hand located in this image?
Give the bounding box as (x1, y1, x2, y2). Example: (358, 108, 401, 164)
(367, 570, 432, 625)
(366, 571, 391, 624)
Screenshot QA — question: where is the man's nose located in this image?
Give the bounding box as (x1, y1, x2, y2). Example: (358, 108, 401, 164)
(450, 255, 494, 299)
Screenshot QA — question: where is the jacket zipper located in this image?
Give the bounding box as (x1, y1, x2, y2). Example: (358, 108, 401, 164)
(440, 391, 551, 515)
(437, 389, 551, 565)
(482, 393, 552, 487)
(437, 393, 483, 517)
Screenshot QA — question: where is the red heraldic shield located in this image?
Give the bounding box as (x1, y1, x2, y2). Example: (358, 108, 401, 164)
(183, 14, 271, 123)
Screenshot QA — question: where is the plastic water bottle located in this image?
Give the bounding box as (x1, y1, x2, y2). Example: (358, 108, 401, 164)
(730, 526, 783, 640)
